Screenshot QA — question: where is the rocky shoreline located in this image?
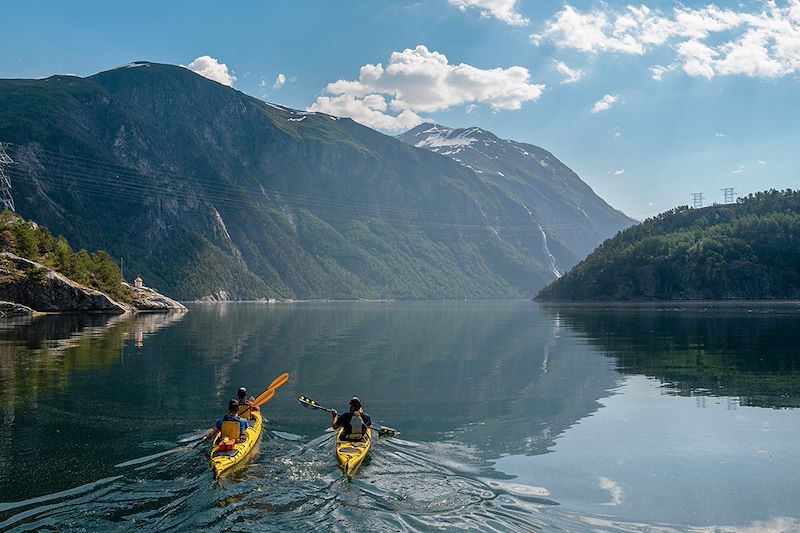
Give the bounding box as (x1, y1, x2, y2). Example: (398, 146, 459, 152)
(0, 252, 186, 315)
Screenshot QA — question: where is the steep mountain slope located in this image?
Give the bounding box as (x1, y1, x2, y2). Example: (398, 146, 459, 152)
(1, 62, 628, 299)
(536, 189, 800, 300)
(399, 123, 636, 276)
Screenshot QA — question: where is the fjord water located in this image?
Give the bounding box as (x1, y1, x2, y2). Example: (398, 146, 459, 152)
(1, 302, 799, 531)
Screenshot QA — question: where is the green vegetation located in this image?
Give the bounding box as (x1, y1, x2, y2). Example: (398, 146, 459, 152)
(0, 211, 130, 301)
(537, 189, 800, 300)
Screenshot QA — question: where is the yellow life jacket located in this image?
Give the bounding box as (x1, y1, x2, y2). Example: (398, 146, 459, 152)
(237, 403, 250, 417)
(220, 419, 242, 441)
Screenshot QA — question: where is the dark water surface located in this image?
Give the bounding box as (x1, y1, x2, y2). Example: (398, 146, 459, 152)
(1, 301, 799, 531)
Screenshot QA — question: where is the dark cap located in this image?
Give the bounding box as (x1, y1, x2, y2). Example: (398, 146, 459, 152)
(237, 387, 247, 398)
(349, 397, 362, 409)
(228, 399, 240, 412)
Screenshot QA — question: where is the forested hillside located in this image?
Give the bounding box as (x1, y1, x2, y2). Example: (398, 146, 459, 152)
(536, 189, 800, 300)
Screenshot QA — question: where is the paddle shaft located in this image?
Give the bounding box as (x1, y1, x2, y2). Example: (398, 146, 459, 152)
(197, 373, 289, 446)
(299, 396, 396, 436)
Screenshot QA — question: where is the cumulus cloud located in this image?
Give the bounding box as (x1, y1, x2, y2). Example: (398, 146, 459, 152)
(184, 55, 236, 87)
(758, 159, 768, 165)
(613, 169, 625, 175)
(591, 94, 620, 113)
(732, 164, 746, 174)
(533, 1, 800, 79)
(553, 60, 584, 84)
(308, 45, 545, 132)
(716, 132, 726, 137)
(273, 73, 287, 89)
(449, 0, 529, 26)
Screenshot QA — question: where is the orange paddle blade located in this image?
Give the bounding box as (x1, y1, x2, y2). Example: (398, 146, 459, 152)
(253, 387, 276, 408)
(267, 372, 289, 391)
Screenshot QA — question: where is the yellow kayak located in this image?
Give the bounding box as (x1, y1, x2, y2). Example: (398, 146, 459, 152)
(336, 427, 372, 480)
(210, 411, 263, 477)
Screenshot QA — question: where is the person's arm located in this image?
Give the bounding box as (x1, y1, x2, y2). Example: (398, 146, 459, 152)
(364, 414, 372, 427)
(332, 409, 342, 429)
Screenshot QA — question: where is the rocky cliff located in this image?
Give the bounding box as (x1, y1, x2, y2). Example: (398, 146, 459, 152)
(0, 252, 185, 313)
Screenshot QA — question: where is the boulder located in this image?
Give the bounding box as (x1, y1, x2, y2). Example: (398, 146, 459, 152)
(128, 284, 187, 312)
(0, 300, 34, 316)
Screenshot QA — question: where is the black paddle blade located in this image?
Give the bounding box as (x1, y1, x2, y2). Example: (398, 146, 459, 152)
(376, 426, 397, 438)
(298, 395, 319, 409)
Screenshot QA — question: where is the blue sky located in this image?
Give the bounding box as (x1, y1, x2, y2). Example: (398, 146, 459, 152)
(1, 0, 798, 219)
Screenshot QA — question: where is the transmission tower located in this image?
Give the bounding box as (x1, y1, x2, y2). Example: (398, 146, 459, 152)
(0, 143, 15, 212)
(691, 192, 704, 209)
(721, 187, 735, 204)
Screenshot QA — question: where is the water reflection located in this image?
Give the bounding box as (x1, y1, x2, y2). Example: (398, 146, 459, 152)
(2, 302, 799, 532)
(541, 303, 800, 408)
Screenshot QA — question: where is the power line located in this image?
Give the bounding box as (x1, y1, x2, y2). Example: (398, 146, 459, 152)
(7, 143, 602, 234)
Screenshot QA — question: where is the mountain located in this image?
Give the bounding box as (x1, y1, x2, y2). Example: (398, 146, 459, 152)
(398, 123, 636, 274)
(536, 189, 800, 301)
(1, 62, 630, 300)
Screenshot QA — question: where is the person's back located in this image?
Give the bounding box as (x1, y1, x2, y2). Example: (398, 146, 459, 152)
(236, 387, 256, 418)
(332, 397, 371, 440)
(217, 399, 248, 441)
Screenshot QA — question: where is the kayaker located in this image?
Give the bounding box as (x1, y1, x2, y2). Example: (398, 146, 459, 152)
(332, 397, 371, 440)
(215, 399, 249, 441)
(236, 387, 257, 417)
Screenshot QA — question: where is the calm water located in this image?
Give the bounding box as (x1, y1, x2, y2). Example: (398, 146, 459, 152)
(1, 301, 800, 531)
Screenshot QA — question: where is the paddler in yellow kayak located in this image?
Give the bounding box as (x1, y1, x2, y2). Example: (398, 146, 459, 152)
(331, 397, 371, 440)
(236, 387, 257, 416)
(201, 399, 249, 444)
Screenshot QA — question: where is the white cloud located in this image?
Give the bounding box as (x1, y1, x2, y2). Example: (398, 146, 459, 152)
(533, 1, 800, 80)
(649, 63, 676, 80)
(716, 132, 726, 137)
(553, 60, 584, 84)
(732, 164, 746, 174)
(449, 0, 529, 26)
(273, 73, 287, 89)
(613, 169, 625, 175)
(184, 55, 236, 87)
(599, 477, 623, 506)
(591, 94, 620, 113)
(758, 159, 768, 165)
(308, 45, 545, 132)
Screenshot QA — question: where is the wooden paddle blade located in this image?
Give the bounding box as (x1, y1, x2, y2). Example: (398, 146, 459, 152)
(254, 387, 276, 407)
(267, 372, 289, 391)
